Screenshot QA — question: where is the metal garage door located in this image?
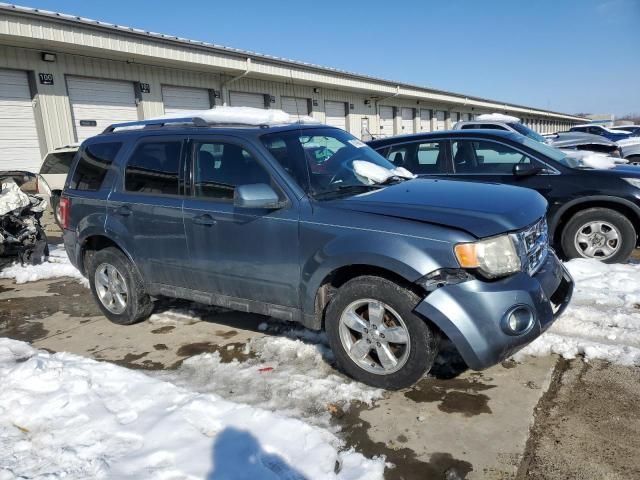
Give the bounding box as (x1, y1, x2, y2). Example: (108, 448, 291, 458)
(401, 108, 414, 134)
(67, 77, 138, 142)
(325, 101, 347, 130)
(419, 109, 431, 132)
(435, 110, 446, 131)
(229, 91, 266, 109)
(378, 106, 394, 137)
(162, 85, 210, 115)
(0, 69, 41, 171)
(450, 112, 459, 127)
(461, 113, 471, 122)
(281, 97, 309, 120)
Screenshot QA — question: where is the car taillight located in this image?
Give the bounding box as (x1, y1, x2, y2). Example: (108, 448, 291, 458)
(58, 196, 70, 230)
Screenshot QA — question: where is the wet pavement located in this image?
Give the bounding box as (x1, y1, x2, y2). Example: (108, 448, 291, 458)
(0, 273, 561, 480)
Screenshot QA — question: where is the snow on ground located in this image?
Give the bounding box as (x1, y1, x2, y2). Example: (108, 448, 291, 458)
(0, 338, 385, 480)
(0, 244, 86, 285)
(515, 259, 640, 366)
(153, 314, 383, 428)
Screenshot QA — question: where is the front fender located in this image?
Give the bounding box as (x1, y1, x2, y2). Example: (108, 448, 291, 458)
(300, 231, 455, 317)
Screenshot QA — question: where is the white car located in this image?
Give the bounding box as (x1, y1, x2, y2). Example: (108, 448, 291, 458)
(452, 113, 549, 144)
(38, 144, 78, 226)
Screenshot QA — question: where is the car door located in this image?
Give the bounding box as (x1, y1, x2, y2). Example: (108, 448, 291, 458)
(106, 135, 191, 288)
(182, 135, 300, 308)
(448, 138, 555, 198)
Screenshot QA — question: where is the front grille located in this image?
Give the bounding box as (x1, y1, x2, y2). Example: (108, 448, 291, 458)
(514, 217, 549, 275)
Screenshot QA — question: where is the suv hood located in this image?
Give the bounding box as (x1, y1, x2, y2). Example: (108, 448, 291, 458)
(329, 178, 547, 238)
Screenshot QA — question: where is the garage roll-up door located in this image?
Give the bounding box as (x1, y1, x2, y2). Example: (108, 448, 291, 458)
(419, 109, 431, 132)
(229, 91, 266, 109)
(281, 97, 309, 119)
(0, 69, 41, 171)
(325, 101, 347, 130)
(450, 112, 459, 127)
(67, 77, 138, 142)
(162, 85, 210, 115)
(379, 106, 394, 137)
(401, 108, 414, 134)
(435, 110, 446, 131)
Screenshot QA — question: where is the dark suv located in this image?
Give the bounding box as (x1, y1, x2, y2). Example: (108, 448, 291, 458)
(369, 130, 640, 263)
(61, 115, 572, 389)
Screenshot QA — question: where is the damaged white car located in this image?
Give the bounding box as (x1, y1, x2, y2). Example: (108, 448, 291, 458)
(0, 172, 50, 265)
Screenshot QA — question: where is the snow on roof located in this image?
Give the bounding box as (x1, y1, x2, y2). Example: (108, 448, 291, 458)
(476, 113, 522, 123)
(151, 106, 319, 126)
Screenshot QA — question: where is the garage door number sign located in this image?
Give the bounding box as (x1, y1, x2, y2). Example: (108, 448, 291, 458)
(39, 73, 54, 85)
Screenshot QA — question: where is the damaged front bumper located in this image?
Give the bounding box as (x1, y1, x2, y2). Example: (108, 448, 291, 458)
(414, 250, 573, 370)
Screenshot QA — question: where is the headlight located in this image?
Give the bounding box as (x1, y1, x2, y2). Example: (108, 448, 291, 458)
(454, 234, 521, 279)
(623, 177, 640, 189)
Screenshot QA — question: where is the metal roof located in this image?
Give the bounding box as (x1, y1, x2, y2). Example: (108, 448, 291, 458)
(0, 2, 584, 121)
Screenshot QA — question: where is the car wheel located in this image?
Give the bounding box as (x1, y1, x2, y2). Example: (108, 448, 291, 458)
(325, 275, 440, 389)
(87, 247, 154, 325)
(626, 155, 640, 165)
(561, 208, 636, 263)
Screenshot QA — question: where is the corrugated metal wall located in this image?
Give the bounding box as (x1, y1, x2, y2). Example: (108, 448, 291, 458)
(0, 41, 582, 166)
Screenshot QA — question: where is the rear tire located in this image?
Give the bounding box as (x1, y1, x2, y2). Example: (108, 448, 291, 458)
(560, 208, 636, 263)
(325, 275, 440, 389)
(87, 247, 154, 325)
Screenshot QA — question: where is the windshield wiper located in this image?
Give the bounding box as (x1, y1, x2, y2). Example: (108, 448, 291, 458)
(312, 184, 385, 199)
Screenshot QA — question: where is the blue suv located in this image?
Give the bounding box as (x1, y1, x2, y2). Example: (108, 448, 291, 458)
(61, 115, 573, 389)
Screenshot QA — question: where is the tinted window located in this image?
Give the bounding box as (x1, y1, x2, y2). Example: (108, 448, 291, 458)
(193, 141, 271, 201)
(415, 142, 446, 174)
(461, 123, 505, 130)
(386, 146, 409, 166)
(452, 140, 537, 174)
(125, 141, 182, 195)
(40, 151, 76, 174)
(69, 142, 122, 191)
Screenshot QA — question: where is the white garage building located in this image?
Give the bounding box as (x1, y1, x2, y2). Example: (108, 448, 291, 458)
(0, 4, 584, 172)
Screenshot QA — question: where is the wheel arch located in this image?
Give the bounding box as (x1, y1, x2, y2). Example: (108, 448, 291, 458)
(79, 234, 136, 276)
(549, 196, 640, 248)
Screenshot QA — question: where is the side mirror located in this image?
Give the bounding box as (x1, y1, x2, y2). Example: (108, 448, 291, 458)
(513, 163, 543, 177)
(234, 183, 284, 209)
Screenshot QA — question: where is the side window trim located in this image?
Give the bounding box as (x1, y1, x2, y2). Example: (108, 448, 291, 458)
(448, 137, 560, 175)
(123, 135, 186, 197)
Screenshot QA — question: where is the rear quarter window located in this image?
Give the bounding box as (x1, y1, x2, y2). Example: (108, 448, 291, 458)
(69, 142, 122, 191)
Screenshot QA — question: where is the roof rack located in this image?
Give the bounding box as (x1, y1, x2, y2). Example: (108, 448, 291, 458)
(102, 116, 209, 133)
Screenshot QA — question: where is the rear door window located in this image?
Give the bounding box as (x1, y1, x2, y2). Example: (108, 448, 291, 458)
(125, 140, 183, 195)
(69, 142, 122, 191)
(452, 140, 538, 174)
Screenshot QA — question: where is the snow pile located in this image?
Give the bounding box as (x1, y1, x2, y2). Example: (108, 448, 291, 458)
(0, 244, 86, 285)
(561, 150, 619, 169)
(476, 113, 521, 123)
(151, 106, 318, 126)
(515, 259, 640, 365)
(160, 330, 383, 426)
(0, 338, 385, 480)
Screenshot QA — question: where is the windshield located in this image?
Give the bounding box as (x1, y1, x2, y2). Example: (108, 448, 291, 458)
(262, 127, 413, 198)
(508, 122, 547, 143)
(515, 134, 593, 168)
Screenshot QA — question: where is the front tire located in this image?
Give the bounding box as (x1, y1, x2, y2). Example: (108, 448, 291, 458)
(325, 276, 440, 389)
(87, 247, 154, 325)
(560, 208, 636, 263)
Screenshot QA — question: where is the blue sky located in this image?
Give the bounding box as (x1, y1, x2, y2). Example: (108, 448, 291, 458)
(15, 0, 640, 116)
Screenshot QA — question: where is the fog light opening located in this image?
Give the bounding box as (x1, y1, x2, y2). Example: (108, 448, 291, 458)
(502, 305, 535, 336)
